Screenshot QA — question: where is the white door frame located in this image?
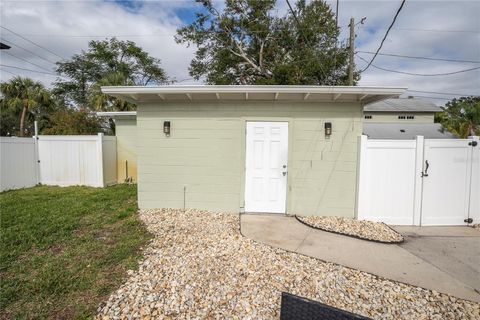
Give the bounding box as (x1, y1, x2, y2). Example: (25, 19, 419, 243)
(244, 121, 289, 213)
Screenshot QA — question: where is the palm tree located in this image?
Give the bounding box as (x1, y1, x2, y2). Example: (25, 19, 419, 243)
(89, 72, 135, 111)
(0, 77, 51, 136)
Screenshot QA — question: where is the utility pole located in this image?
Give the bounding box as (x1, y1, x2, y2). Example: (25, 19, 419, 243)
(348, 17, 355, 86)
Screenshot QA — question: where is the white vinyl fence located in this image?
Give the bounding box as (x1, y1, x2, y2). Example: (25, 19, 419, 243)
(38, 133, 116, 187)
(0, 133, 116, 191)
(356, 135, 480, 226)
(0, 137, 39, 191)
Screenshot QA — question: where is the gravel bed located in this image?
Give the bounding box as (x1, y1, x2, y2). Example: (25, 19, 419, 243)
(296, 215, 404, 243)
(96, 209, 479, 319)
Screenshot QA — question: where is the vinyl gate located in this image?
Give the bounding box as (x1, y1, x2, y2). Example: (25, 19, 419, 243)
(356, 136, 479, 226)
(38, 134, 117, 187)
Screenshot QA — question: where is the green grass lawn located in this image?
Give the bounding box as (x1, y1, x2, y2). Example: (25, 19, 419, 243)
(0, 184, 151, 319)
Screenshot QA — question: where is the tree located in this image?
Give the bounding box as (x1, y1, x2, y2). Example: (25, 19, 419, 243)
(436, 96, 480, 138)
(176, 0, 355, 85)
(0, 100, 18, 136)
(54, 38, 169, 109)
(0, 77, 52, 136)
(41, 109, 104, 135)
(88, 72, 135, 111)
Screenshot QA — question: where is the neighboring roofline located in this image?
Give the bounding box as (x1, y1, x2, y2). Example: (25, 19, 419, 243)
(363, 122, 456, 139)
(364, 98, 442, 113)
(101, 85, 407, 105)
(97, 111, 137, 118)
(364, 110, 439, 113)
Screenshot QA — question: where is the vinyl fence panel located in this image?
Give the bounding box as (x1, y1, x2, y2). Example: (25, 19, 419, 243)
(0, 137, 38, 191)
(356, 136, 417, 225)
(37, 134, 116, 188)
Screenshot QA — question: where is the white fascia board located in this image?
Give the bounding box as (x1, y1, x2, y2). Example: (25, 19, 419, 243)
(101, 85, 407, 96)
(101, 86, 407, 104)
(96, 111, 137, 118)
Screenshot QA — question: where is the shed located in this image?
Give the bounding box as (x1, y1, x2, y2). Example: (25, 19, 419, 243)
(101, 85, 405, 217)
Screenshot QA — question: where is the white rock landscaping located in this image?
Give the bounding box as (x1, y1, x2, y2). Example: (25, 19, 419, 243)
(96, 209, 479, 319)
(296, 215, 404, 243)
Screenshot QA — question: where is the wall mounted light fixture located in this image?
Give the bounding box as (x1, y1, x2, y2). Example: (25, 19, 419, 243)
(324, 122, 332, 136)
(163, 121, 171, 136)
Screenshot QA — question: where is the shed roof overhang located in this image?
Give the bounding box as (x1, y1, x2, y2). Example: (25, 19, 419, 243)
(96, 111, 137, 119)
(101, 85, 406, 105)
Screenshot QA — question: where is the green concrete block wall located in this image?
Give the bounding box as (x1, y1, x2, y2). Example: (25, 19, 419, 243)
(136, 101, 363, 217)
(115, 118, 137, 183)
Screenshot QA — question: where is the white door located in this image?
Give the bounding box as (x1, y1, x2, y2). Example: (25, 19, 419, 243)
(421, 139, 473, 226)
(245, 122, 288, 213)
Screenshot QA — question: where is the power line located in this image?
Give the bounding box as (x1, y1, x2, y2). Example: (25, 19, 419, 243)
(0, 38, 57, 65)
(2, 25, 343, 38)
(357, 55, 480, 76)
(2, 34, 172, 38)
(0, 64, 58, 76)
(392, 27, 479, 34)
(285, 0, 328, 81)
(6, 27, 477, 38)
(357, 50, 480, 64)
(407, 95, 452, 101)
(1, 51, 54, 72)
(406, 89, 479, 97)
(361, 0, 406, 72)
(0, 0, 195, 2)
(1, 26, 65, 60)
(335, 0, 339, 29)
(0, 68, 18, 77)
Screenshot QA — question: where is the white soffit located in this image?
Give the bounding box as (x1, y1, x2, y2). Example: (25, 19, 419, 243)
(101, 85, 407, 105)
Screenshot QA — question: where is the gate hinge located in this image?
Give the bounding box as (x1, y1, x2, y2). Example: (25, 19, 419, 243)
(464, 218, 473, 224)
(468, 141, 478, 147)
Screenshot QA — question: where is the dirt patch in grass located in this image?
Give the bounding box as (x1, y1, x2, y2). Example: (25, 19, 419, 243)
(0, 184, 151, 319)
(49, 305, 76, 320)
(48, 244, 65, 255)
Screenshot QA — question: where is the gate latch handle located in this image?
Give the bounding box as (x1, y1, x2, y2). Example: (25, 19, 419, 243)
(421, 160, 429, 177)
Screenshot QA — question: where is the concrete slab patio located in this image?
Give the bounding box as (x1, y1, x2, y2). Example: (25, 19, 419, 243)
(240, 214, 480, 303)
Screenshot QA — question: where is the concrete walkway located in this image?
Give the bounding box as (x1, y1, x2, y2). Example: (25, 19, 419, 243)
(240, 214, 480, 303)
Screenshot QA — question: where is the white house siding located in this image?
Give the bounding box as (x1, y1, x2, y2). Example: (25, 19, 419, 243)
(363, 112, 435, 123)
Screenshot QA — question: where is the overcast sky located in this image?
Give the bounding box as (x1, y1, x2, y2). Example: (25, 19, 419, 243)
(1, 0, 479, 105)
